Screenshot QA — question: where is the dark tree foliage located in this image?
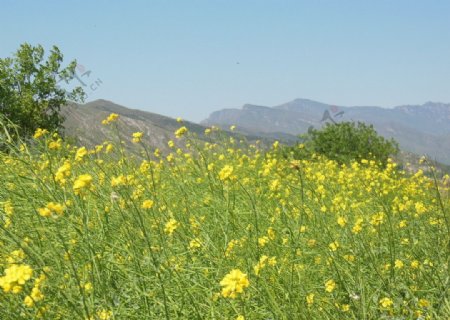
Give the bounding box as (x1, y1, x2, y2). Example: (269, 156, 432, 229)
(0, 43, 84, 139)
(286, 122, 399, 167)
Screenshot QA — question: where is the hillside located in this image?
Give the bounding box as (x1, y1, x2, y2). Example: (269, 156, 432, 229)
(62, 99, 211, 152)
(62, 99, 269, 153)
(203, 98, 450, 165)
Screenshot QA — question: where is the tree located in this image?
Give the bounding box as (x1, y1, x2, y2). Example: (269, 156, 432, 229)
(289, 122, 399, 166)
(0, 43, 84, 139)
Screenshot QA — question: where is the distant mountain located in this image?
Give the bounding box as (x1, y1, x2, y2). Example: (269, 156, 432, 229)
(202, 98, 450, 165)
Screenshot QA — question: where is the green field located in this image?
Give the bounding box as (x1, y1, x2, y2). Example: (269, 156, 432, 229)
(0, 115, 448, 319)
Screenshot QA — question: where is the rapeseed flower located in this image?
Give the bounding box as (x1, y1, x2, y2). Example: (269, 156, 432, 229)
(189, 238, 202, 250)
(164, 218, 179, 235)
(306, 293, 314, 306)
(55, 161, 71, 185)
(379, 297, 393, 308)
(38, 202, 64, 218)
(142, 200, 154, 209)
(219, 165, 234, 181)
(325, 279, 336, 293)
(33, 128, 49, 139)
(329, 241, 339, 251)
(0, 264, 33, 293)
(175, 126, 188, 138)
(48, 140, 61, 150)
(73, 174, 93, 195)
(102, 113, 119, 124)
(220, 269, 249, 298)
(75, 147, 88, 161)
(132, 132, 143, 143)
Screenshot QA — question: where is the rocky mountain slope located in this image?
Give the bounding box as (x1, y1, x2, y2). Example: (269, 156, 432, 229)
(62, 99, 208, 153)
(62, 99, 267, 153)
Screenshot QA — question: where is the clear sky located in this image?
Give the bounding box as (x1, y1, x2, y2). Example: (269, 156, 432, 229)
(2, 0, 450, 122)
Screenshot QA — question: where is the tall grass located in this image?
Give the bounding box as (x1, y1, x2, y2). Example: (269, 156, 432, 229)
(0, 115, 448, 319)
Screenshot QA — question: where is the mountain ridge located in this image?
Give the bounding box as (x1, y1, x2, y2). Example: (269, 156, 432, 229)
(202, 98, 450, 164)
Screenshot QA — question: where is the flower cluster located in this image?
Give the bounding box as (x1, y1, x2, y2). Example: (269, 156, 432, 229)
(220, 269, 249, 298)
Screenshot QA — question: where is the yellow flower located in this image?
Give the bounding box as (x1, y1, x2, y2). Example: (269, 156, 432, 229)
(84, 282, 93, 293)
(269, 179, 280, 192)
(97, 310, 113, 320)
(38, 202, 64, 218)
(219, 165, 234, 181)
(398, 220, 407, 228)
(3, 201, 14, 215)
(132, 132, 143, 143)
(341, 304, 350, 312)
(352, 218, 364, 234)
(189, 238, 202, 250)
(379, 297, 393, 308)
(325, 279, 336, 293)
(175, 126, 188, 138)
(32, 286, 43, 298)
(220, 269, 249, 298)
(0, 264, 33, 293)
(343, 255, 355, 262)
(142, 200, 154, 209)
(33, 128, 49, 139)
(394, 259, 404, 269)
(105, 143, 114, 153)
(6, 249, 25, 264)
(267, 227, 276, 240)
(306, 293, 314, 305)
(48, 140, 61, 150)
(337, 216, 347, 227)
(253, 255, 269, 276)
(268, 256, 277, 266)
(102, 113, 119, 124)
(370, 212, 385, 226)
(258, 236, 269, 247)
(24, 295, 34, 307)
(225, 240, 239, 257)
(75, 147, 88, 161)
(73, 174, 93, 195)
(55, 161, 71, 185)
(307, 239, 317, 247)
(418, 298, 430, 308)
(329, 241, 339, 252)
(415, 202, 426, 214)
(111, 175, 127, 187)
(164, 218, 179, 235)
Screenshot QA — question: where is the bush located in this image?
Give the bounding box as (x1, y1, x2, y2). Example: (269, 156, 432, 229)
(287, 122, 399, 166)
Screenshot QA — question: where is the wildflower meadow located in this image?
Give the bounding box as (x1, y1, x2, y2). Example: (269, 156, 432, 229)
(0, 114, 448, 319)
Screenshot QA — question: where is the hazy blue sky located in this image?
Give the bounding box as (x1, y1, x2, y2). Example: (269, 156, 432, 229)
(2, 1, 450, 121)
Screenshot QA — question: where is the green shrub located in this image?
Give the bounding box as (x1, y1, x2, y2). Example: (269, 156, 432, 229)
(287, 122, 399, 166)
